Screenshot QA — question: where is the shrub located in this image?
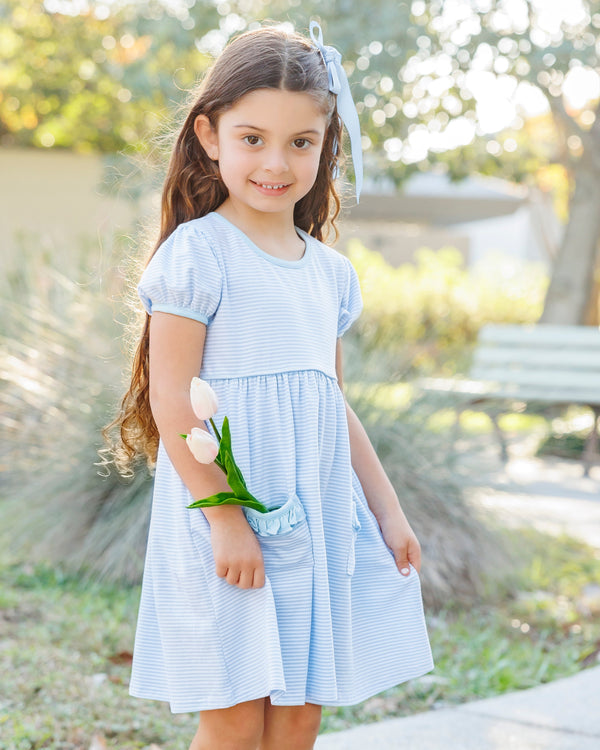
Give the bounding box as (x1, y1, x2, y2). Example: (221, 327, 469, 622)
(347, 240, 548, 375)
(0, 234, 153, 583)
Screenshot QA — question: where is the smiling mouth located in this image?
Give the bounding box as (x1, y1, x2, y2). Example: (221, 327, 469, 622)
(251, 181, 291, 191)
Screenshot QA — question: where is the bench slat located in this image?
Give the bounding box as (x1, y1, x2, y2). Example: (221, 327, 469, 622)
(472, 347, 600, 371)
(469, 366, 600, 391)
(422, 325, 600, 411)
(478, 323, 600, 348)
(473, 384, 600, 405)
(419, 377, 600, 405)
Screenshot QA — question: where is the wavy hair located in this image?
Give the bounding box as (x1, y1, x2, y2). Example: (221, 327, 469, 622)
(103, 24, 345, 474)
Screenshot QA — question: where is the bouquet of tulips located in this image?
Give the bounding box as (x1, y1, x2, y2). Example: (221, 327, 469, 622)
(181, 378, 270, 513)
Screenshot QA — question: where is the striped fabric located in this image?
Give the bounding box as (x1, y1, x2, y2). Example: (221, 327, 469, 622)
(130, 212, 433, 713)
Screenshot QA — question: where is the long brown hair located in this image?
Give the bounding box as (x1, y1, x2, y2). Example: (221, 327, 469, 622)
(104, 24, 345, 475)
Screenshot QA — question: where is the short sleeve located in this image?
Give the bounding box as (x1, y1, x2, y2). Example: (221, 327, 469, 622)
(337, 257, 363, 337)
(137, 222, 222, 325)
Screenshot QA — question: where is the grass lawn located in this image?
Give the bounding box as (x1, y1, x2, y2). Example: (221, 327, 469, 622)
(1, 528, 598, 749)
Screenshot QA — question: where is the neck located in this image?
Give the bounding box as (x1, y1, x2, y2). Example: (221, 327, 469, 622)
(216, 199, 306, 261)
(217, 199, 295, 237)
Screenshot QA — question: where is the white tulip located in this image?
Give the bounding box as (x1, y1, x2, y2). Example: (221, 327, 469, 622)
(186, 427, 220, 464)
(190, 377, 219, 421)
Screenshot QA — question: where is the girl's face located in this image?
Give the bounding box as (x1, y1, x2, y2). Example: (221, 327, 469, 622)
(194, 88, 328, 224)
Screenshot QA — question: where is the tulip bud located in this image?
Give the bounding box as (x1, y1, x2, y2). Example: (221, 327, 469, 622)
(186, 427, 220, 464)
(190, 377, 219, 421)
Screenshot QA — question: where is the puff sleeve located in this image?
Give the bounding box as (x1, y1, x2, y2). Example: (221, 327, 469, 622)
(137, 222, 222, 325)
(337, 257, 363, 338)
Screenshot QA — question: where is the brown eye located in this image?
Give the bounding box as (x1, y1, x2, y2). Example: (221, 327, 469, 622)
(293, 138, 311, 149)
(244, 135, 262, 146)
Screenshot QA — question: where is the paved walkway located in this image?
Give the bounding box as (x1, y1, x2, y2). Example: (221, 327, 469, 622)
(464, 449, 600, 549)
(316, 449, 600, 749)
(315, 665, 600, 749)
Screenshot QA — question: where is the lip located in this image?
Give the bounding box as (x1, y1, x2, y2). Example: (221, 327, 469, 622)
(250, 180, 292, 196)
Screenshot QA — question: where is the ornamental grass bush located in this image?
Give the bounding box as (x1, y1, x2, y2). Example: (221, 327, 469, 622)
(0, 234, 154, 583)
(0, 233, 514, 607)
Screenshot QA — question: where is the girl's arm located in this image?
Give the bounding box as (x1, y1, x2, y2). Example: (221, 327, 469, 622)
(336, 340, 422, 576)
(148, 311, 265, 589)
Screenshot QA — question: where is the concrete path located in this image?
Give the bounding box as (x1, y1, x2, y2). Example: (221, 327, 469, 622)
(315, 665, 600, 749)
(316, 450, 600, 749)
(465, 452, 600, 549)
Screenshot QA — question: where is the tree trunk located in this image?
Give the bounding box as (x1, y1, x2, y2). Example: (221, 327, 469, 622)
(584, 256, 600, 326)
(540, 162, 600, 324)
(541, 108, 600, 325)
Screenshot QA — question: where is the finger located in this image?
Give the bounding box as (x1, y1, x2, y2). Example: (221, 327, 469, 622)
(215, 562, 228, 579)
(253, 564, 265, 589)
(226, 567, 241, 586)
(395, 554, 411, 577)
(237, 568, 255, 590)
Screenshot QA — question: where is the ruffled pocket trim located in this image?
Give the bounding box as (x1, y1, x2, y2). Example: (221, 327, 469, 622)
(244, 494, 306, 537)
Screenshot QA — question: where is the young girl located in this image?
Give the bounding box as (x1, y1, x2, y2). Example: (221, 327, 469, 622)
(110, 21, 432, 750)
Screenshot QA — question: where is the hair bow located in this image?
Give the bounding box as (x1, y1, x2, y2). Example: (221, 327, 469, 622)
(310, 21, 364, 203)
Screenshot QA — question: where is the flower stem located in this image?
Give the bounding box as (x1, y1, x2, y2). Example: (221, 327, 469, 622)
(209, 417, 222, 443)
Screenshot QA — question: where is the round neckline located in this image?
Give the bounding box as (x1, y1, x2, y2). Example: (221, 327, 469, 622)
(210, 212, 311, 268)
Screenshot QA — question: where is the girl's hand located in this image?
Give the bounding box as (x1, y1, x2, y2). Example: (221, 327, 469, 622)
(377, 510, 422, 576)
(208, 508, 265, 589)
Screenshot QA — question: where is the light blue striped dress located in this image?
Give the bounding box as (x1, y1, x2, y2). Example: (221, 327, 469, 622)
(130, 211, 433, 713)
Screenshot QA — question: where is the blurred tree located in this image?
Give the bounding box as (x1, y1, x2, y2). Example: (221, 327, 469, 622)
(2, 0, 598, 322)
(0, 0, 218, 153)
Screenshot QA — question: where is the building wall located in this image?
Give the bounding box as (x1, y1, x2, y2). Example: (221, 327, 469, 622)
(0, 148, 138, 254)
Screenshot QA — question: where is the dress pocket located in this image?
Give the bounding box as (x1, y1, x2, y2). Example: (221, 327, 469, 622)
(346, 499, 362, 576)
(244, 494, 313, 571)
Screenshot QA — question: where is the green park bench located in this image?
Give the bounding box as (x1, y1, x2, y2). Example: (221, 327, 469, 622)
(421, 323, 600, 475)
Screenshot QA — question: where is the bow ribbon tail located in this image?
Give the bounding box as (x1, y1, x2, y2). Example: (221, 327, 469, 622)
(336, 81, 364, 203)
(309, 21, 364, 203)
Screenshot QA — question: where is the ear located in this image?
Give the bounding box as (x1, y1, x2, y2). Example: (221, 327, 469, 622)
(194, 115, 219, 161)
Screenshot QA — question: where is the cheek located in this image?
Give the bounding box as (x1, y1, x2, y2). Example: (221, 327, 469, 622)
(301, 150, 323, 182)
(219, 148, 250, 178)
(309, 155, 324, 186)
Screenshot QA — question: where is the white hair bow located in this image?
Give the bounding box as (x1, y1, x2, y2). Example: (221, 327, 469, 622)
(310, 21, 364, 203)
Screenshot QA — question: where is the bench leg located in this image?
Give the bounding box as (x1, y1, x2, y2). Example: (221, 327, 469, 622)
(582, 406, 600, 477)
(489, 413, 509, 463)
(451, 403, 508, 463)
(448, 405, 466, 467)
(451, 405, 465, 445)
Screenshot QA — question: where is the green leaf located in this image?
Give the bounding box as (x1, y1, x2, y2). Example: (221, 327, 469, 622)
(186, 414, 264, 510)
(223, 449, 251, 498)
(187, 492, 270, 513)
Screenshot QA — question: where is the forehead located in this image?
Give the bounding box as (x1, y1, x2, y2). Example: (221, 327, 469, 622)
(219, 88, 328, 134)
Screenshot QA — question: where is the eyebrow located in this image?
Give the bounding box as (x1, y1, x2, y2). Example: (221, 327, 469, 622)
(233, 124, 323, 136)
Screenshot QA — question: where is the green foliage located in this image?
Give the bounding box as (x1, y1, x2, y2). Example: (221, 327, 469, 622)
(0, 560, 198, 748)
(0, 0, 217, 152)
(535, 406, 597, 460)
(187, 417, 272, 513)
(347, 239, 548, 374)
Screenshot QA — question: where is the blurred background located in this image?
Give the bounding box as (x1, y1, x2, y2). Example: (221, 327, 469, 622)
(1, 1, 600, 748)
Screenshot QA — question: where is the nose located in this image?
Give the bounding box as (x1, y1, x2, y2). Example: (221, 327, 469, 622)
(263, 145, 288, 175)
